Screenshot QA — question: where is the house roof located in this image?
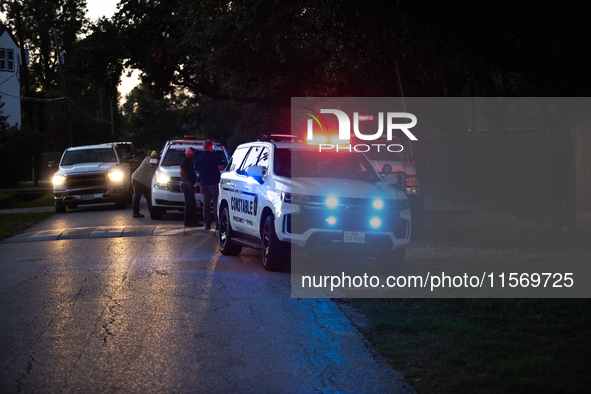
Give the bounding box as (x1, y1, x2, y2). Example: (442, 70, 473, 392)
(0, 23, 19, 47)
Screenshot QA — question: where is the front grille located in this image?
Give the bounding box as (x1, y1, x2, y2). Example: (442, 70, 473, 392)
(167, 176, 205, 193)
(289, 208, 409, 238)
(296, 196, 409, 211)
(66, 188, 109, 195)
(169, 176, 182, 192)
(65, 173, 108, 187)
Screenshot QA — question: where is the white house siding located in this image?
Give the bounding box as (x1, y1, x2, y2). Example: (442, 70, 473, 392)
(0, 30, 21, 128)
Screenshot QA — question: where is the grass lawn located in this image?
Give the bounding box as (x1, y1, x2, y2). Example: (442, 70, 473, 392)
(350, 298, 589, 393)
(0, 187, 54, 240)
(348, 198, 591, 393)
(0, 189, 54, 210)
(0, 212, 55, 241)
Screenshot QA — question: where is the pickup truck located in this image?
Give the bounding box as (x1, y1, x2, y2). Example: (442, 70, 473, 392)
(50, 143, 133, 213)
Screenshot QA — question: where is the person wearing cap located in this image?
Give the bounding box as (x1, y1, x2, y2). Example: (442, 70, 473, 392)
(131, 151, 159, 218)
(179, 147, 200, 227)
(195, 140, 226, 230)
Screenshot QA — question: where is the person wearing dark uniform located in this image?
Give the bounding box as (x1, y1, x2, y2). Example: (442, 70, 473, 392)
(196, 140, 226, 230)
(179, 147, 200, 227)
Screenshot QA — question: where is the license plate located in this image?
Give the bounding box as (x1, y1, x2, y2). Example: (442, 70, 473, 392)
(81, 194, 93, 201)
(344, 231, 365, 243)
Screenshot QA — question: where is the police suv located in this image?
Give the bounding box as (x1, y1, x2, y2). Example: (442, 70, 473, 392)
(217, 136, 411, 271)
(151, 137, 229, 220)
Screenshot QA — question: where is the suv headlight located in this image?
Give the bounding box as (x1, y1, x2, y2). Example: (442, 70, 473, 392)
(281, 192, 309, 204)
(372, 199, 384, 210)
(53, 175, 65, 186)
(155, 171, 170, 188)
(108, 170, 125, 182)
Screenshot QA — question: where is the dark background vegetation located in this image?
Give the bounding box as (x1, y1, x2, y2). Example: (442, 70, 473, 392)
(0, 0, 588, 217)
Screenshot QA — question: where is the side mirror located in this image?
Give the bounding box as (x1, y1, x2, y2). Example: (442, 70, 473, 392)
(149, 158, 158, 166)
(246, 165, 264, 184)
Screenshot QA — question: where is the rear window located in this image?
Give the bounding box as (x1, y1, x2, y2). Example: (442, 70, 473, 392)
(117, 144, 135, 156)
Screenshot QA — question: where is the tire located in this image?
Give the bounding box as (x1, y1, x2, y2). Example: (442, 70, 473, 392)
(55, 204, 66, 214)
(150, 207, 165, 220)
(409, 195, 425, 239)
(115, 199, 127, 209)
(261, 214, 288, 271)
(376, 247, 405, 272)
(218, 206, 242, 256)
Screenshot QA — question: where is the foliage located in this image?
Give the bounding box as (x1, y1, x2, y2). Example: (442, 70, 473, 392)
(112, 0, 591, 103)
(2, 0, 590, 158)
(1, 0, 125, 153)
(0, 96, 8, 132)
(0, 122, 47, 186)
(1, 0, 89, 89)
(104, 0, 591, 143)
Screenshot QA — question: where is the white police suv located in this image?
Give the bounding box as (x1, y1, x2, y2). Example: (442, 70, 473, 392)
(151, 137, 229, 220)
(217, 136, 411, 271)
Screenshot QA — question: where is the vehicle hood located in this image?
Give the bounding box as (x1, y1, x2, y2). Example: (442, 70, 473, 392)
(57, 162, 120, 174)
(369, 160, 417, 176)
(291, 177, 407, 200)
(158, 165, 180, 173)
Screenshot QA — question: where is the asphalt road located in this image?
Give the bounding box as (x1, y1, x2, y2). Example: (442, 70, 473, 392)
(0, 201, 414, 393)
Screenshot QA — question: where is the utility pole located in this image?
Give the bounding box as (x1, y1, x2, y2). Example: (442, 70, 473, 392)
(110, 96, 115, 136)
(13, 1, 33, 128)
(52, 28, 72, 147)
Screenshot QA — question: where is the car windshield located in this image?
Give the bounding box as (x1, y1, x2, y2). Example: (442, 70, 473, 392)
(61, 148, 117, 165)
(161, 148, 227, 166)
(363, 147, 408, 162)
(274, 148, 381, 181)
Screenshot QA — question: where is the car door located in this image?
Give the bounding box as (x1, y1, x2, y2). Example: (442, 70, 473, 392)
(222, 146, 251, 234)
(242, 145, 271, 238)
(232, 145, 265, 235)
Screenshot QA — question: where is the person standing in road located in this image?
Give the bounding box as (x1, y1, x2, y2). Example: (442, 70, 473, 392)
(131, 150, 159, 218)
(180, 147, 200, 227)
(196, 140, 226, 230)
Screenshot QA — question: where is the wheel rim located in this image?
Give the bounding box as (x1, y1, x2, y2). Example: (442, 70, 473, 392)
(262, 220, 270, 265)
(220, 210, 228, 248)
